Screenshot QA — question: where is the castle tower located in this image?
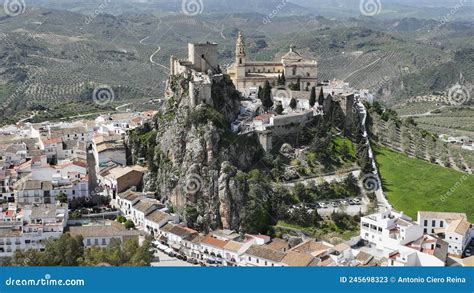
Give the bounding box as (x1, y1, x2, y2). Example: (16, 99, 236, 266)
(236, 31, 246, 66)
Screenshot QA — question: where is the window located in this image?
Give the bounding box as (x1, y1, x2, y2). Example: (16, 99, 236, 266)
(424, 220, 428, 226)
(424, 228, 427, 233)
(248, 256, 251, 261)
(94, 239, 99, 245)
(265, 261, 267, 266)
(102, 238, 106, 245)
(440, 221, 443, 227)
(86, 239, 91, 246)
(432, 220, 436, 226)
(256, 259, 259, 264)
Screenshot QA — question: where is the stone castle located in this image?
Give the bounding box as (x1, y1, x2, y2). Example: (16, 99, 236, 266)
(167, 34, 356, 152)
(169, 42, 222, 108)
(168, 32, 319, 109)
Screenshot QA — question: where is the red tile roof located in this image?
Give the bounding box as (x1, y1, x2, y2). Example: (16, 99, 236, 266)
(201, 235, 229, 249)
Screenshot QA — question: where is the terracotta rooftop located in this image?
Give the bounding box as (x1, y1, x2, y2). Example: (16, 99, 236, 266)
(418, 211, 467, 221)
(244, 245, 286, 263)
(281, 251, 314, 266)
(223, 240, 244, 253)
(447, 219, 471, 235)
(201, 235, 229, 249)
(69, 221, 139, 238)
(291, 240, 333, 257)
(145, 209, 170, 224)
(264, 238, 289, 252)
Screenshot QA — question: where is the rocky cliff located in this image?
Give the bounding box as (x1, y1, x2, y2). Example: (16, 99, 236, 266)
(128, 74, 262, 232)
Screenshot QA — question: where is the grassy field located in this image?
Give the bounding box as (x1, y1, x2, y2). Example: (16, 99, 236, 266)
(374, 145, 474, 222)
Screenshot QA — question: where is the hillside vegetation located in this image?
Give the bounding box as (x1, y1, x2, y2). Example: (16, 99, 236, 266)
(374, 145, 474, 222)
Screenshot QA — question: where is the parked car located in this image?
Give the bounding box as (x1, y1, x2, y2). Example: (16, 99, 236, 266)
(177, 254, 187, 261)
(187, 258, 199, 265)
(331, 202, 338, 207)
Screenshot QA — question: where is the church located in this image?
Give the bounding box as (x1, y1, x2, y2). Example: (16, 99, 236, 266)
(227, 32, 318, 93)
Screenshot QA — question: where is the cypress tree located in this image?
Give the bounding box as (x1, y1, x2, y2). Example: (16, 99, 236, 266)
(318, 87, 325, 106)
(261, 81, 273, 111)
(309, 86, 316, 107)
(289, 98, 297, 110)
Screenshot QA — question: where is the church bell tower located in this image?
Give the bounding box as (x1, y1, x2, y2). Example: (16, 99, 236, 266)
(236, 31, 246, 66)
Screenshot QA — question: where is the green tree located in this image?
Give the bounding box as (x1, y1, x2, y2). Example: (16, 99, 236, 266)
(260, 81, 274, 111)
(289, 98, 297, 110)
(309, 86, 316, 107)
(56, 192, 67, 203)
(280, 72, 286, 85)
(257, 86, 263, 100)
(116, 215, 127, 223)
(275, 103, 284, 114)
(318, 87, 325, 106)
(10, 249, 43, 266)
(344, 173, 359, 196)
(241, 181, 273, 234)
(124, 220, 135, 229)
(340, 142, 352, 160)
(292, 183, 310, 203)
(41, 234, 84, 266)
(71, 210, 81, 220)
(295, 77, 301, 91)
(185, 203, 199, 229)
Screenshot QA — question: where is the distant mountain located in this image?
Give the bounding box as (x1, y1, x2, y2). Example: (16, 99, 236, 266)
(291, 0, 474, 20)
(0, 5, 472, 122)
(28, 0, 310, 16)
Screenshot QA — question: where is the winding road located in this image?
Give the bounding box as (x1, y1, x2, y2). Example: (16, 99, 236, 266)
(149, 46, 170, 72)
